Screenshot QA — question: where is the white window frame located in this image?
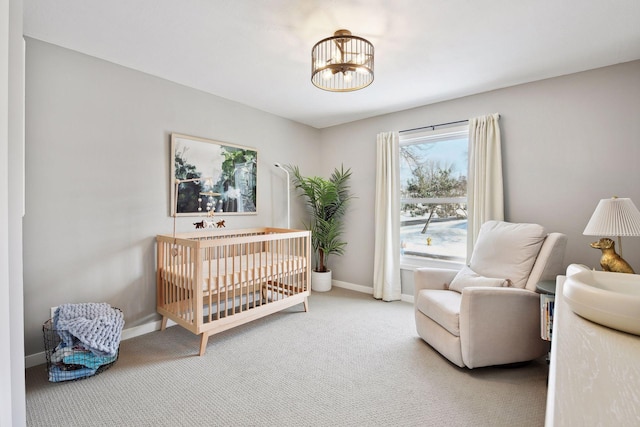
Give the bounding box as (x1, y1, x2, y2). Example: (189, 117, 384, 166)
(399, 125, 469, 270)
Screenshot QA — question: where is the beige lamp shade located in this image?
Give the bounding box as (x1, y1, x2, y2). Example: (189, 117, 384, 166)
(583, 197, 640, 237)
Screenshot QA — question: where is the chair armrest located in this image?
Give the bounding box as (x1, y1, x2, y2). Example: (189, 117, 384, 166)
(413, 268, 458, 300)
(459, 287, 547, 368)
(460, 286, 539, 317)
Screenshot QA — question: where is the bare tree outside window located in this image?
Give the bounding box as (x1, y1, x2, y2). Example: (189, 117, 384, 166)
(400, 129, 468, 262)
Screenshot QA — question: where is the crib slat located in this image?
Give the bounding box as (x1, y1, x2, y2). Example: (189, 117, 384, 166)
(207, 246, 212, 320)
(216, 245, 221, 320)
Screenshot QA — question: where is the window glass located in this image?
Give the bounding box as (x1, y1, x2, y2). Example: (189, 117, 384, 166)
(400, 126, 468, 263)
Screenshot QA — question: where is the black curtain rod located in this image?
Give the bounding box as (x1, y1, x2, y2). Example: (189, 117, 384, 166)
(399, 119, 469, 134)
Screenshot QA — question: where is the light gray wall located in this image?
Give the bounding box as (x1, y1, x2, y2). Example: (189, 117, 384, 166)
(2, 0, 26, 425)
(23, 38, 321, 355)
(23, 37, 640, 357)
(320, 60, 640, 296)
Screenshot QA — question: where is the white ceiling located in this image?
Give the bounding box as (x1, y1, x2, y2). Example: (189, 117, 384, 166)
(23, 0, 640, 129)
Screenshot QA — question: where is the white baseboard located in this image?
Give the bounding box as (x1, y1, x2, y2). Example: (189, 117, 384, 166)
(26, 284, 413, 368)
(25, 352, 46, 369)
(332, 280, 414, 304)
(25, 318, 177, 369)
(332, 280, 373, 295)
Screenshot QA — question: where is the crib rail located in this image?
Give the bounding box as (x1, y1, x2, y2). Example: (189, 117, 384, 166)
(157, 228, 311, 337)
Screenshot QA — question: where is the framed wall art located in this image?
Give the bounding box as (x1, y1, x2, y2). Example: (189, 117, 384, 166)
(170, 133, 258, 216)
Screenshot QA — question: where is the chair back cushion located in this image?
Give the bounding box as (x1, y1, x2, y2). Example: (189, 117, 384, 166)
(524, 232, 568, 291)
(469, 221, 546, 289)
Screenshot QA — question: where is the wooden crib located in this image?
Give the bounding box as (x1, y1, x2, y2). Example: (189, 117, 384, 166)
(156, 227, 311, 355)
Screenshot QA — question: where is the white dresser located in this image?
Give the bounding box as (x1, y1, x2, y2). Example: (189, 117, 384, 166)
(545, 276, 640, 426)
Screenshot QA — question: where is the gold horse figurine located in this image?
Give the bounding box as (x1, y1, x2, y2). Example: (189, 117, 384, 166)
(590, 238, 635, 274)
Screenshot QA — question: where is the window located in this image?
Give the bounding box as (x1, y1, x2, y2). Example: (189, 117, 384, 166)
(399, 125, 469, 264)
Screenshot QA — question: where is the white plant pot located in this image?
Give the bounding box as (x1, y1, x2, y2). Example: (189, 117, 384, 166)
(311, 270, 332, 292)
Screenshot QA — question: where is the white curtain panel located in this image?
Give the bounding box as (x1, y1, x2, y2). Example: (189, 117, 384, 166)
(467, 114, 504, 262)
(373, 131, 402, 301)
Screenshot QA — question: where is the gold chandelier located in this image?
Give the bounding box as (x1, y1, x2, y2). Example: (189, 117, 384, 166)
(311, 29, 374, 92)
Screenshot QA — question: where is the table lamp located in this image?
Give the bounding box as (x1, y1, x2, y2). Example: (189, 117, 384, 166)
(583, 196, 640, 273)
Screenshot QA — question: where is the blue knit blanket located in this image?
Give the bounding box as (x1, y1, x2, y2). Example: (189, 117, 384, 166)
(53, 303, 124, 357)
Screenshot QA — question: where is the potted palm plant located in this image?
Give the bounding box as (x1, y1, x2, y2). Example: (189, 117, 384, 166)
(288, 165, 353, 292)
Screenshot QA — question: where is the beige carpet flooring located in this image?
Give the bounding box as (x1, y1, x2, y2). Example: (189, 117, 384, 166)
(25, 287, 548, 426)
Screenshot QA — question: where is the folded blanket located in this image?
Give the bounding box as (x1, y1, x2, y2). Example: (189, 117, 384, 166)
(48, 365, 97, 383)
(51, 342, 117, 369)
(50, 342, 85, 363)
(54, 303, 124, 357)
(63, 352, 117, 370)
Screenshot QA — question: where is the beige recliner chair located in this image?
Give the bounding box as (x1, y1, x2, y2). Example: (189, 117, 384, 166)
(414, 220, 567, 368)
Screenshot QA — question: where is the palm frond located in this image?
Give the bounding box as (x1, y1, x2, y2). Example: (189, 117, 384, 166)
(288, 164, 353, 271)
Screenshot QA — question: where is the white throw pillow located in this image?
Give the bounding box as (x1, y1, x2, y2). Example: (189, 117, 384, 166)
(469, 221, 546, 289)
(448, 265, 508, 293)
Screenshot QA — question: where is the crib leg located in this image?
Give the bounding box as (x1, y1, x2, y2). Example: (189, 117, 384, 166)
(160, 316, 168, 331)
(303, 296, 309, 312)
(199, 333, 209, 356)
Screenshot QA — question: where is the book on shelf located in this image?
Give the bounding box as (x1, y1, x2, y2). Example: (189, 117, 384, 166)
(540, 294, 555, 341)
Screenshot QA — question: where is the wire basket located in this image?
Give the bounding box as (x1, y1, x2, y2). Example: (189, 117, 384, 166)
(43, 312, 120, 383)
